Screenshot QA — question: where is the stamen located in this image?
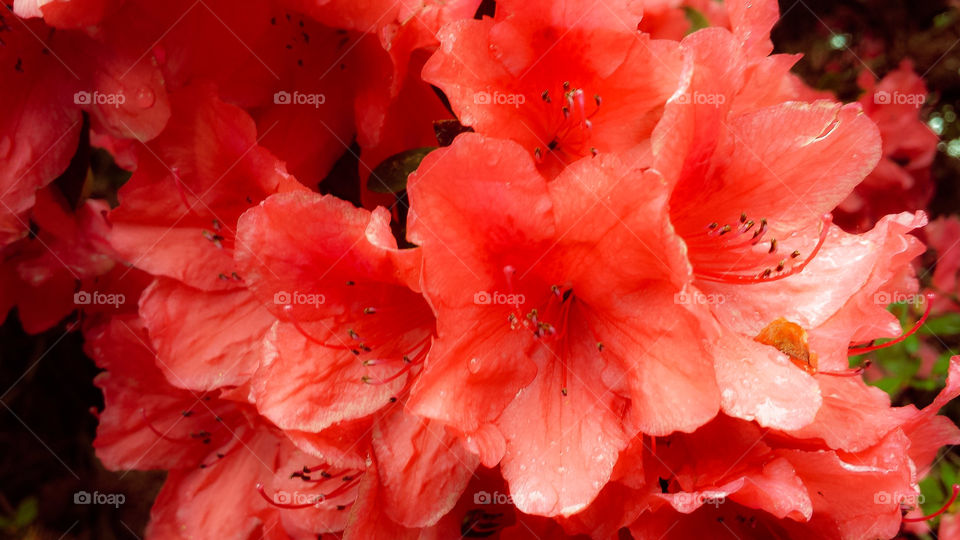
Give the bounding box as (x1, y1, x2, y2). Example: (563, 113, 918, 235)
(902, 485, 959, 522)
(818, 360, 871, 377)
(697, 214, 831, 284)
(282, 305, 354, 351)
(848, 293, 933, 356)
(255, 484, 316, 509)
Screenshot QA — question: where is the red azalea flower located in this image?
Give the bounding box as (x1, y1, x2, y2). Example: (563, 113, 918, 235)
(926, 215, 960, 314)
(407, 133, 721, 516)
(13, 0, 124, 28)
(697, 212, 926, 432)
(646, 19, 906, 431)
(0, 9, 82, 247)
(422, 0, 682, 175)
(835, 61, 939, 232)
(941, 512, 960, 540)
(89, 315, 364, 538)
(0, 187, 134, 332)
(107, 84, 302, 291)
(558, 358, 960, 538)
(625, 360, 960, 539)
(235, 191, 432, 430)
(639, 0, 730, 40)
(105, 84, 303, 390)
(236, 191, 480, 528)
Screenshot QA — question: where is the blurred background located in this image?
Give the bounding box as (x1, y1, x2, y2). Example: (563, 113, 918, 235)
(2, 0, 960, 538)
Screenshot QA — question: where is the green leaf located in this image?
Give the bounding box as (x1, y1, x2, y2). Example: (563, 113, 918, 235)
(921, 313, 960, 336)
(367, 147, 436, 194)
(934, 351, 954, 376)
(12, 498, 37, 528)
(683, 6, 711, 34)
(871, 376, 904, 396)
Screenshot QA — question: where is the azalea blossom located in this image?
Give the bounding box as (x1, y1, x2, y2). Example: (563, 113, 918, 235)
(834, 61, 939, 233)
(0, 0, 957, 537)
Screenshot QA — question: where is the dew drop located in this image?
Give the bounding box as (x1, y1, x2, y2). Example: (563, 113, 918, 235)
(135, 87, 156, 109)
(468, 357, 481, 374)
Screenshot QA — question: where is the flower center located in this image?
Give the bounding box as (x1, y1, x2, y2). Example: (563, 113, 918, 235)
(256, 464, 362, 510)
(501, 265, 595, 396)
(534, 82, 602, 162)
(281, 280, 434, 400)
(689, 213, 831, 284)
(140, 394, 244, 469)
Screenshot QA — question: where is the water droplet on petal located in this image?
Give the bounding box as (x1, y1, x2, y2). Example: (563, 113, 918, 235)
(135, 87, 156, 109)
(468, 357, 481, 374)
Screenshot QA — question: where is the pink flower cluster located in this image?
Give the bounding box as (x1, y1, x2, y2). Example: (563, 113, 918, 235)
(1, 0, 955, 538)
